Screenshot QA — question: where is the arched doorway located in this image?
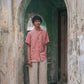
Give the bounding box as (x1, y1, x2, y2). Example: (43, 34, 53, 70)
(17, 0, 68, 84)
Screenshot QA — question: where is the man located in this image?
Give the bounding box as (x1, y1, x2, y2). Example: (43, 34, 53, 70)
(25, 15, 50, 84)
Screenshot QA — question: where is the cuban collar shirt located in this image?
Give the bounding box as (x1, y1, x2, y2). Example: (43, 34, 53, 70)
(25, 27, 50, 62)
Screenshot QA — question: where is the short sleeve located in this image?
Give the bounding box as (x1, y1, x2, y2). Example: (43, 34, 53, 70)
(45, 31, 50, 44)
(25, 32, 31, 45)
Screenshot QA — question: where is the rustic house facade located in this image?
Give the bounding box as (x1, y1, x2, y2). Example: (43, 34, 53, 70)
(0, 0, 84, 84)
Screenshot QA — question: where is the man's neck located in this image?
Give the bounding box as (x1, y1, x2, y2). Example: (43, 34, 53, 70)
(35, 26, 40, 31)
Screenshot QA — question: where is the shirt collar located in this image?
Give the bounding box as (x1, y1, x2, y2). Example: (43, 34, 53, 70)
(34, 27, 42, 31)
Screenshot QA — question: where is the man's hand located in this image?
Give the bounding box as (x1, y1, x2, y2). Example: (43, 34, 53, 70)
(28, 60, 32, 67)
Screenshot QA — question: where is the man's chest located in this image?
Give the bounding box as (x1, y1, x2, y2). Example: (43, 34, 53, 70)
(31, 31, 46, 44)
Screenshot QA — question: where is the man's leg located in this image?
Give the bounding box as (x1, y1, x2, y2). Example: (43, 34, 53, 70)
(29, 62, 38, 84)
(39, 59, 47, 84)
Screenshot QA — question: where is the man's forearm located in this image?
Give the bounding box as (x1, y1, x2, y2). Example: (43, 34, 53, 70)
(27, 45, 31, 61)
(45, 44, 47, 54)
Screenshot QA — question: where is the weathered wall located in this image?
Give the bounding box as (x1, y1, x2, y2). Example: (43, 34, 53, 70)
(0, 0, 25, 84)
(65, 0, 84, 84)
(0, 0, 84, 84)
(0, 0, 16, 84)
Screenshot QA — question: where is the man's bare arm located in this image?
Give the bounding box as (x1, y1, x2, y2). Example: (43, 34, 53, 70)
(28, 45, 31, 60)
(27, 45, 32, 66)
(44, 44, 47, 55)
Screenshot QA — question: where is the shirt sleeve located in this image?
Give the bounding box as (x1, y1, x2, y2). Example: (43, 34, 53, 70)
(25, 32, 31, 45)
(45, 31, 50, 44)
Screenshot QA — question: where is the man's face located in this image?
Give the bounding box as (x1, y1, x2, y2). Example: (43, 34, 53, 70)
(34, 20, 41, 27)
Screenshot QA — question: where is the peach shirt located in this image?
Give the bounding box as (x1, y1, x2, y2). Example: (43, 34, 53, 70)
(25, 27, 50, 62)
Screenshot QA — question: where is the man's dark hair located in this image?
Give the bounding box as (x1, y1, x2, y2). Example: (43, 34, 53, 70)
(32, 15, 42, 24)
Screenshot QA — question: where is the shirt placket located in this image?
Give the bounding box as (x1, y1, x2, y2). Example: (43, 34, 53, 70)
(38, 31, 41, 61)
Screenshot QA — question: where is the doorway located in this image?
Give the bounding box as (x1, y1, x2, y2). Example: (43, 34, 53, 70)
(18, 0, 68, 84)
